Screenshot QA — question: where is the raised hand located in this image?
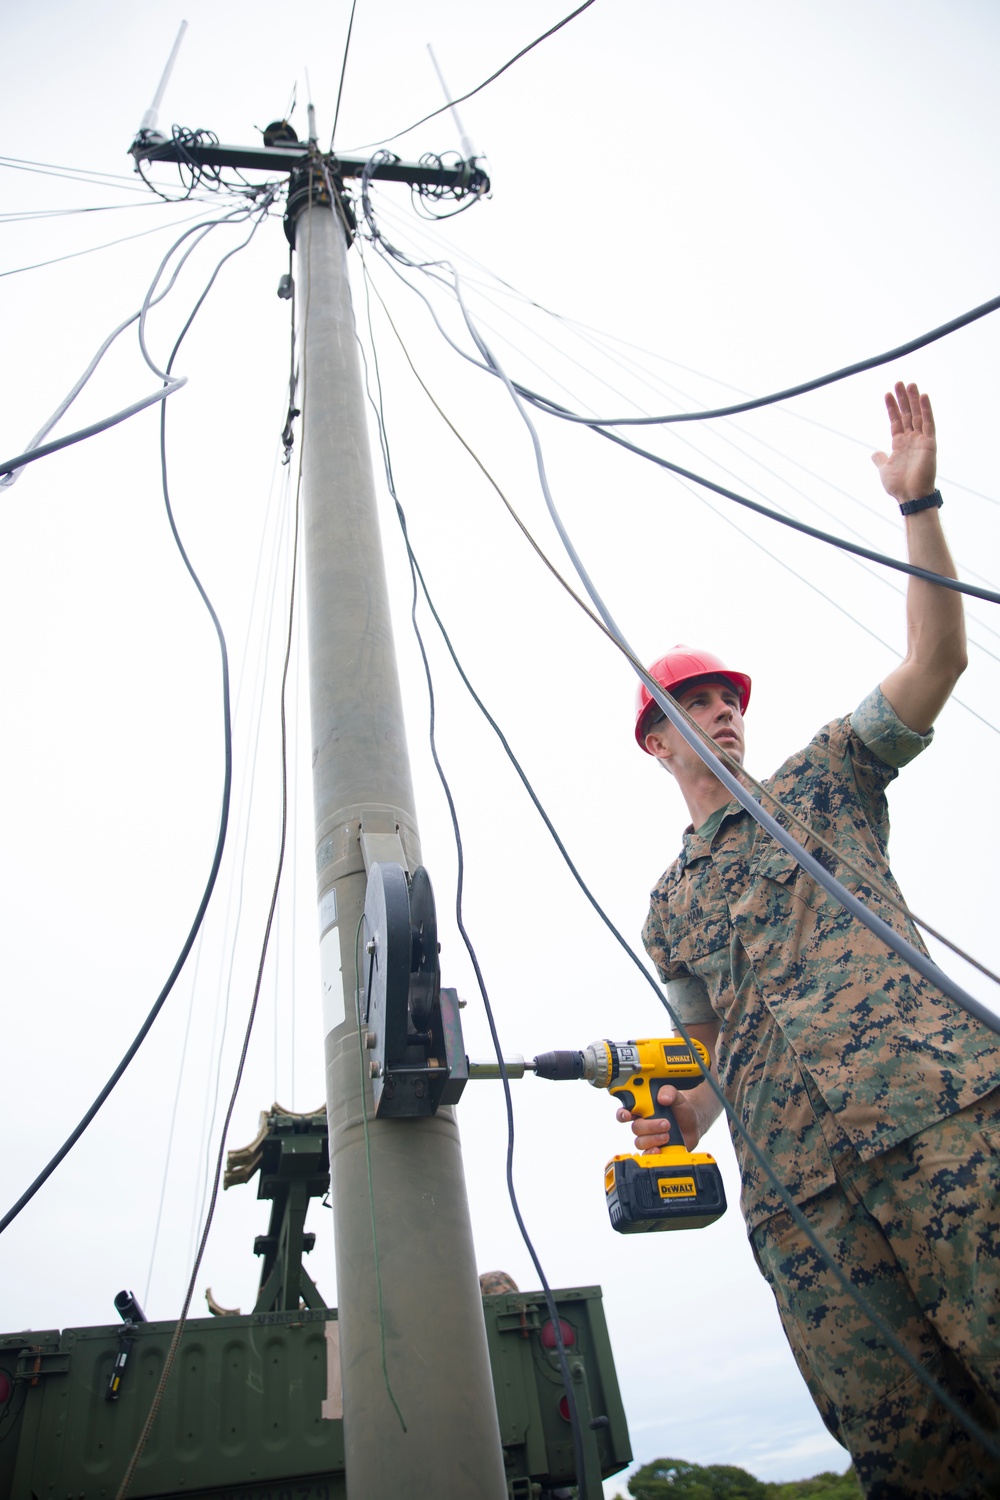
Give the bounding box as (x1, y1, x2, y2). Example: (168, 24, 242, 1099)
(871, 380, 937, 504)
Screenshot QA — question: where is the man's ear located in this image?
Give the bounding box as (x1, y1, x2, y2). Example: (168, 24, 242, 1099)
(644, 725, 672, 765)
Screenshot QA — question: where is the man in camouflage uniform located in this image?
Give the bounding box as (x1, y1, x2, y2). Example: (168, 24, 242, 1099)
(628, 383, 1000, 1497)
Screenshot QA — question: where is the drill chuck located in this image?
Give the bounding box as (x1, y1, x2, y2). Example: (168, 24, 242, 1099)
(531, 1049, 586, 1081)
(531, 1042, 616, 1088)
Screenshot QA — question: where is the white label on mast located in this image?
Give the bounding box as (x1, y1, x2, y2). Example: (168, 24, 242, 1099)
(320, 926, 346, 1034)
(319, 887, 337, 937)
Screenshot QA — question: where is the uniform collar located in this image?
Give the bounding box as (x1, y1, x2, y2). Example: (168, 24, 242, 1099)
(678, 800, 743, 870)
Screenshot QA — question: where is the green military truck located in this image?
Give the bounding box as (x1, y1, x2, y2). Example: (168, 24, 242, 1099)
(0, 1108, 630, 1498)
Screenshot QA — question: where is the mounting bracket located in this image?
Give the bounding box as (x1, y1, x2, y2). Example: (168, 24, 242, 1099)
(363, 862, 469, 1118)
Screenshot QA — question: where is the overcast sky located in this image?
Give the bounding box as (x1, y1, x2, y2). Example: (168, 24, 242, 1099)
(2, 2, 1000, 1492)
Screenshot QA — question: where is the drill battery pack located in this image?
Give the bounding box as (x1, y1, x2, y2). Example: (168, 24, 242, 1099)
(605, 1147, 727, 1234)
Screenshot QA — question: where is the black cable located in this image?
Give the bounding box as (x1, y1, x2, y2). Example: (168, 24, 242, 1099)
(135, 126, 220, 203)
(359, 246, 1000, 985)
(507, 291, 1000, 426)
(132, 127, 284, 208)
(373, 387, 1000, 1463)
(361, 220, 1000, 721)
(457, 277, 1000, 1033)
(679, 471, 1000, 748)
(377, 216, 1000, 530)
(0, 379, 186, 475)
(116, 362, 303, 1500)
(329, 0, 358, 151)
(357, 276, 596, 1499)
(343, 0, 598, 152)
(588, 418, 1000, 607)
(1, 203, 265, 483)
(366, 204, 1000, 657)
(2, 208, 252, 492)
(363, 228, 1000, 609)
(356, 192, 1000, 1462)
(0, 203, 271, 1236)
(375, 415, 1000, 1464)
(453, 303, 1000, 1452)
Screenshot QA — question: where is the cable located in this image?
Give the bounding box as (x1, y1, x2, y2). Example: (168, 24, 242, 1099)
(1, 210, 242, 490)
(0, 379, 186, 477)
(588, 420, 1000, 607)
(361, 212, 1000, 712)
(502, 291, 1000, 427)
(356, 286, 595, 1496)
(356, 173, 1000, 1459)
(673, 470, 1000, 751)
(0, 202, 272, 1236)
(363, 239, 998, 1481)
(360, 212, 999, 613)
(359, 252, 1000, 999)
(453, 276, 1000, 1030)
(393, 254, 1000, 652)
(357, 249, 609, 635)
(362, 331, 1000, 1465)
(363, 191, 1000, 552)
(136, 201, 272, 381)
(0, 200, 167, 221)
(159, 443, 294, 1274)
(369, 233, 1000, 609)
(189, 464, 294, 1253)
(133, 126, 227, 203)
(342, 0, 598, 152)
(1, 206, 265, 486)
(358, 207, 1000, 611)
(439, 297, 1000, 1453)
(0, 153, 193, 195)
(117, 185, 308, 1500)
(143, 932, 206, 1307)
(0, 206, 222, 280)
(357, 287, 1000, 1459)
(117, 379, 304, 1500)
(329, 0, 359, 151)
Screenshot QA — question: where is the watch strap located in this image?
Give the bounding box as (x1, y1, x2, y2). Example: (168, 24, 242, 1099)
(899, 489, 943, 516)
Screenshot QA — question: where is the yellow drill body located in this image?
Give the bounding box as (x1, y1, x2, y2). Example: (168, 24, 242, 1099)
(531, 1037, 728, 1234)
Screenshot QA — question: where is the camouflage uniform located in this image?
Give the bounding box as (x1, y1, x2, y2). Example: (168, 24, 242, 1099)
(642, 687, 1000, 1495)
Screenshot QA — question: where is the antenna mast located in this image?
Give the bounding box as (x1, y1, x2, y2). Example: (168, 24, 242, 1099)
(132, 110, 502, 1500)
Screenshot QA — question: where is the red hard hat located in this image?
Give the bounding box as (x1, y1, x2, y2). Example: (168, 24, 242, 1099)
(635, 645, 752, 751)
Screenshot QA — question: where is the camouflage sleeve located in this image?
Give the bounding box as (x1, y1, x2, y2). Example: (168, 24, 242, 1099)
(664, 974, 716, 1026)
(850, 684, 934, 769)
(642, 904, 716, 1024)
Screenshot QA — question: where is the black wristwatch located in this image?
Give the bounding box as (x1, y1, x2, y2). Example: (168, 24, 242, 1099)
(899, 489, 943, 516)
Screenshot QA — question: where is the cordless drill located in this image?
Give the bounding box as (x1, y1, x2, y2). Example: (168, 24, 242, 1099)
(530, 1037, 727, 1234)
